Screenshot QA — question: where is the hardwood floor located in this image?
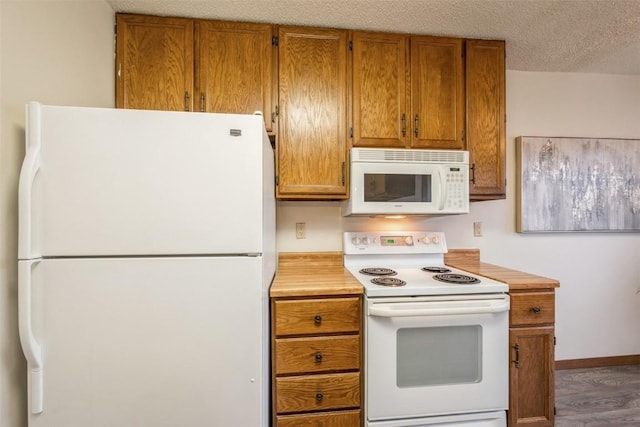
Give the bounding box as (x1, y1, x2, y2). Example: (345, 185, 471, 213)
(555, 364, 640, 426)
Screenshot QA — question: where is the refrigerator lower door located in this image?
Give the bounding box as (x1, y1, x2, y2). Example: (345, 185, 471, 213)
(23, 256, 268, 427)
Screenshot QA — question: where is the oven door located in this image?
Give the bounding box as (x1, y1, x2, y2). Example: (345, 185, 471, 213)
(365, 295, 509, 422)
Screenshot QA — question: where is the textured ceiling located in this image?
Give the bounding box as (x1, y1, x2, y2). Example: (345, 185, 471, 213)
(106, 0, 640, 75)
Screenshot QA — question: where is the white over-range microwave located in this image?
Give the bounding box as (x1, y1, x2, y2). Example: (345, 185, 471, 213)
(343, 148, 470, 216)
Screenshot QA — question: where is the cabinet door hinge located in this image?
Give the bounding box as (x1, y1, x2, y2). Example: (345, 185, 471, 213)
(272, 104, 279, 123)
(272, 36, 279, 47)
(554, 406, 557, 416)
(554, 336, 557, 346)
(349, 127, 353, 138)
(349, 40, 353, 51)
(341, 162, 346, 185)
(275, 175, 279, 186)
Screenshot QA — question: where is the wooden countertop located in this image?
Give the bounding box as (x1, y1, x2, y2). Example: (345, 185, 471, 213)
(270, 249, 559, 298)
(270, 252, 363, 298)
(445, 249, 560, 290)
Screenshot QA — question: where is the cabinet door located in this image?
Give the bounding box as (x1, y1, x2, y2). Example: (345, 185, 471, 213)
(509, 326, 555, 427)
(116, 14, 194, 111)
(466, 39, 506, 200)
(277, 26, 349, 199)
(196, 20, 276, 132)
(411, 36, 464, 149)
(352, 31, 409, 148)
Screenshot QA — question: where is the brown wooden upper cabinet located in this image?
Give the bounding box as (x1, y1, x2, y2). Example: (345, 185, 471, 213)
(351, 32, 464, 150)
(195, 20, 276, 132)
(116, 14, 194, 112)
(115, 14, 276, 133)
(276, 26, 349, 199)
(114, 14, 506, 201)
(466, 39, 506, 200)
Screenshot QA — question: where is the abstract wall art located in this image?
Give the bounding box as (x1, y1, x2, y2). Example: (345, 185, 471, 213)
(516, 136, 640, 232)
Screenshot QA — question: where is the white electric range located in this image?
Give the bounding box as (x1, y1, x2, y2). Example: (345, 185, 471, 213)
(344, 231, 510, 427)
(344, 231, 508, 297)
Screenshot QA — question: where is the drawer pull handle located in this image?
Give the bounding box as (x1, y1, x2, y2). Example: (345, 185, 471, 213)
(314, 315, 322, 324)
(531, 306, 541, 314)
(315, 392, 324, 401)
(315, 352, 323, 362)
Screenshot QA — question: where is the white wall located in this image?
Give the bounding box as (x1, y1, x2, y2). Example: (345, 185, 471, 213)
(0, 1, 114, 425)
(277, 71, 640, 361)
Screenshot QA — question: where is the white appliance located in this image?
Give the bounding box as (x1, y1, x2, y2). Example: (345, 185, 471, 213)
(343, 148, 469, 216)
(344, 231, 509, 427)
(18, 102, 276, 427)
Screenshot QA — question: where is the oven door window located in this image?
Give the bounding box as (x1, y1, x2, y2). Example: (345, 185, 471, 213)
(364, 173, 432, 202)
(397, 325, 482, 387)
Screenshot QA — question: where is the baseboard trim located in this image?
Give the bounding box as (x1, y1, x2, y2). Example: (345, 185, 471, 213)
(556, 354, 640, 370)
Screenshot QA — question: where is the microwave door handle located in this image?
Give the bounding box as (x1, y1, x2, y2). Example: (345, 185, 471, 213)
(369, 300, 510, 317)
(438, 168, 446, 211)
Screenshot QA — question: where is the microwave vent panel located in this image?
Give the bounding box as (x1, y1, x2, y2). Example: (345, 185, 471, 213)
(353, 148, 468, 164)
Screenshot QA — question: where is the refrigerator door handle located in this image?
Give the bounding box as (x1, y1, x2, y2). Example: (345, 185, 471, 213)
(18, 259, 44, 414)
(18, 102, 43, 260)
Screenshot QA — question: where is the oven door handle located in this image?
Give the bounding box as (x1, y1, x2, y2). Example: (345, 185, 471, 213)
(368, 300, 509, 317)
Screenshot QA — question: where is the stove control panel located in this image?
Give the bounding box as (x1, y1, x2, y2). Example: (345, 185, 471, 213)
(344, 231, 447, 255)
(381, 235, 413, 246)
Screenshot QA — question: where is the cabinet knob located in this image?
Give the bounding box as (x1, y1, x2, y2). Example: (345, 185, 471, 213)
(315, 392, 324, 402)
(314, 315, 322, 324)
(531, 306, 541, 314)
(315, 352, 323, 362)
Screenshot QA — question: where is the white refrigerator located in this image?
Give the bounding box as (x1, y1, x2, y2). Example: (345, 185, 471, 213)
(17, 102, 276, 426)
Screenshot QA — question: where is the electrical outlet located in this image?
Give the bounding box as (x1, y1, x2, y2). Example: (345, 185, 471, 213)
(473, 221, 482, 237)
(295, 222, 306, 239)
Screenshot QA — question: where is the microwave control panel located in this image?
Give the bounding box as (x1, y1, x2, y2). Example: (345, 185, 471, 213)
(444, 167, 468, 211)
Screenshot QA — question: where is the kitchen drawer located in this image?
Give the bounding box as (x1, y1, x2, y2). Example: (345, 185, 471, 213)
(274, 297, 360, 336)
(276, 409, 361, 427)
(275, 335, 360, 374)
(276, 372, 361, 413)
(509, 291, 555, 326)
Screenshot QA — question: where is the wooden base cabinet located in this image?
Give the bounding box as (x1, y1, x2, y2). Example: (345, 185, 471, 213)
(508, 291, 556, 427)
(272, 296, 362, 426)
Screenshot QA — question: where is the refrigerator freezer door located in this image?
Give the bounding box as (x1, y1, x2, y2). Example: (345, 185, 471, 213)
(21, 103, 274, 258)
(26, 256, 267, 427)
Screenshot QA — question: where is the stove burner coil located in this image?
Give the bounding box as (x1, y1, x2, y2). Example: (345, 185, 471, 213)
(433, 273, 481, 284)
(371, 277, 406, 287)
(359, 267, 397, 276)
(421, 266, 451, 273)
